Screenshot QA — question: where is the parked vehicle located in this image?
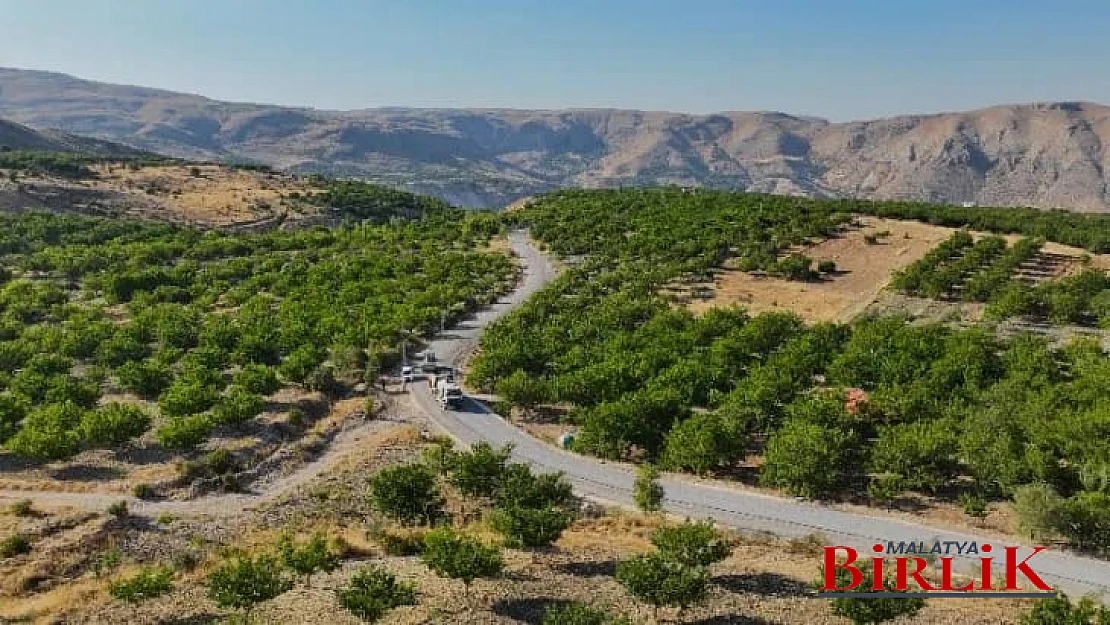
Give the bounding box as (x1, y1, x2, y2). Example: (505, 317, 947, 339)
(401, 366, 414, 382)
(420, 351, 438, 373)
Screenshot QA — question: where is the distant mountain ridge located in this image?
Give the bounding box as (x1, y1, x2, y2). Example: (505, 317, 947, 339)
(1, 67, 1108, 210)
(0, 116, 148, 157)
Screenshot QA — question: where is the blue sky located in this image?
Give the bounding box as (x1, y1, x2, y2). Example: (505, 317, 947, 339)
(1, 0, 1107, 120)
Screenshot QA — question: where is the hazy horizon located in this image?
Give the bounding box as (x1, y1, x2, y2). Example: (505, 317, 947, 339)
(1, 0, 1108, 122)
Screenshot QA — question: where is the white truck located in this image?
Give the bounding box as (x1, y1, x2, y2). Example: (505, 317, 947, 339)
(435, 378, 464, 409)
(419, 351, 438, 374)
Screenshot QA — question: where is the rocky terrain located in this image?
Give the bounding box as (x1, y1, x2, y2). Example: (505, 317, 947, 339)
(1, 67, 1108, 210)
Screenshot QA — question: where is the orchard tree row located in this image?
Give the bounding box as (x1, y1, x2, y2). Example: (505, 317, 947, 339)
(473, 188, 1110, 555)
(891, 232, 1044, 302)
(0, 204, 514, 461)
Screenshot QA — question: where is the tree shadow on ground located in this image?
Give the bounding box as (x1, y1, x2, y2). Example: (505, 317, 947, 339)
(552, 559, 618, 578)
(715, 572, 813, 598)
(688, 615, 776, 625)
(50, 464, 125, 481)
(491, 597, 577, 625)
(158, 613, 223, 625)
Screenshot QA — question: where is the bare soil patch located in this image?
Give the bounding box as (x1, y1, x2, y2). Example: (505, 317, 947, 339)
(683, 217, 1110, 324)
(684, 217, 958, 322)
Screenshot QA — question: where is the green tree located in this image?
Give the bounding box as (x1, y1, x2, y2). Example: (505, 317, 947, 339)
(1051, 491, 1110, 554)
(448, 442, 513, 498)
(650, 520, 732, 568)
(0, 393, 28, 444)
(158, 378, 221, 418)
(634, 463, 665, 514)
(868, 419, 959, 494)
(234, 364, 282, 396)
(660, 411, 747, 475)
(1021, 593, 1110, 625)
(824, 563, 926, 625)
(211, 387, 266, 426)
(616, 553, 709, 621)
(277, 532, 341, 586)
(4, 402, 84, 461)
(368, 463, 445, 525)
(497, 462, 574, 509)
(760, 418, 858, 499)
(155, 415, 212, 450)
(115, 359, 173, 399)
(496, 369, 550, 416)
(490, 505, 574, 549)
(337, 565, 418, 622)
(206, 554, 291, 620)
(421, 528, 503, 597)
(78, 403, 151, 448)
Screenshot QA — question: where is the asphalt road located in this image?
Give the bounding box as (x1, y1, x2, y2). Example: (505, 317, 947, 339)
(414, 230, 1110, 600)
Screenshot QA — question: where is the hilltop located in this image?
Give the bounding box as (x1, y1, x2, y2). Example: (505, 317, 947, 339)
(1, 67, 1109, 210)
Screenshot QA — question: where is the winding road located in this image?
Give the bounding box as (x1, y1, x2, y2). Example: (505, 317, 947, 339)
(5, 229, 1110, 600)
(414, 230, 1110, 601)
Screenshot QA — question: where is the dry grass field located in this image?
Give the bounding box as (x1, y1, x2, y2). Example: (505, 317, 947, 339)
(680, 216, 1110, 324)
(0, 162, 327, 227)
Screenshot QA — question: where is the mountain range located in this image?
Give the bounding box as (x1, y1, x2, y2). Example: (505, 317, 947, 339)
(1, 67, 1107, 210)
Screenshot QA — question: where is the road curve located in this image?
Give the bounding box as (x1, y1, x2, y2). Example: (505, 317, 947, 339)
(415, 230, 1110, 601)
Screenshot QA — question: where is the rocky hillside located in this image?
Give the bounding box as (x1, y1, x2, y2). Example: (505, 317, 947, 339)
(0, 116, 147, 157)
(1, 67, 1108, 210)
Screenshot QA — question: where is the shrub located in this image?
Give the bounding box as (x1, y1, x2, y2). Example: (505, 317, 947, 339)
(368, 463, 445, 525)
(817, 259, 837, 274)
(489, 505, 574, 549)
(0, 393, 28, 444)
(1051, 491, 1110, 554)
(826, 563, 925, 624)
(279, 345, 326, 383)
(961, 493, 988, 518)
(115, 359, 172, 399)
(277, 532, 341, 584)
(421, 528, 503, 590)
(179, 448, 239, 481)
(132, 483, 156, 500)
(206, 554, 291, 616)
(10, 499, 33, 517)
(211, 387, 266, 426)
(155, 415, 212, 450)
(108, 566, 174, 603)
(543, 603, 631, 625)
(650, 521, 732, 568)
(337, 565, 418, 622)
(760, 418, 858, 499)
(158, 379, 221, 418)
(1014, 483, 1065, 542)
(1021, 593, 1110, 625)
(634, 463, 665, 514)
(448, 442, 513, 498)
(108, 500, 129, 517)
(78, 403, 152, 448)
(4, 403, 84, 461)
(497, 463, 574, 509)
(1, 533, 31, 558)
(616, 553, 709, 615)
(372, 528, 426, 556)
(234, 364, 282, 396)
